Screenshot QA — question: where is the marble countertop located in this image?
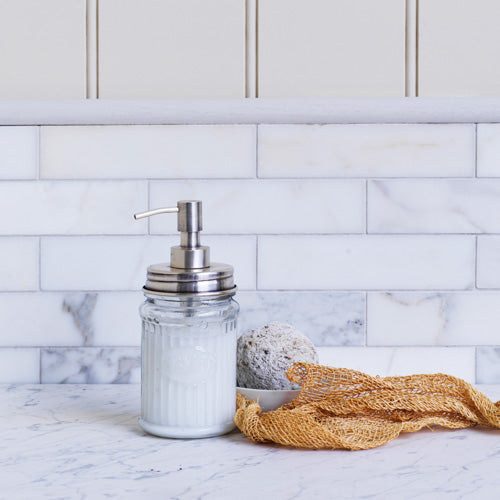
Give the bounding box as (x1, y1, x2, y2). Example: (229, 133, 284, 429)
(1, 384, 500, 500)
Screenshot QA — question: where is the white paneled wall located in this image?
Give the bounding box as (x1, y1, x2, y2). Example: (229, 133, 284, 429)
(257, 0, 405, 97)
(419, 0, 500, 96)
(98, 0, 246, 98)
(1, 121, 500, 384)
(0, 0, 86, 98)
(1, 0, 499, 97)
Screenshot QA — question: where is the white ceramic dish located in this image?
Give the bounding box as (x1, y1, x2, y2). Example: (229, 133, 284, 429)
(236, 387, 301, 412)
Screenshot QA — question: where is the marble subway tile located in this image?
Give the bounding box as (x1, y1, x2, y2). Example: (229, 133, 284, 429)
(258, 235, 474, 290)
(0, 237, 38, 291)
(41, 347, 140, 383)
(0, 348, 40, 383)
(317, 346, 475, 383)
(477, 236, 500, 288)
(0, 181, 147, 235)
(476, 347, 500, 384)
(368, 179, 500, 233)
(237, 292, 365, 346)
(41, 235, 256, 291)
(367, 292, 500, 346)
(91, 292, 142, 346)
(150, 180, 365, 234)
(258, 124, 475, 178)
(40, 125, 256, 179)
(477, 124, 500, 176)
(0, 127, 38, 179)
(0, 292, 142, 347)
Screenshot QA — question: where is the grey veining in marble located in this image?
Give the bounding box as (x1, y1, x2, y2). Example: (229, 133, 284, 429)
(368, 179, 500, 233)
(368, 292, 500, 346)
(41, 347, 140, 383)
(0, 384, 499, 499)
(237, 292, 365, 346)
(477, 347, 500, 384)
(62, 293, 98, 345)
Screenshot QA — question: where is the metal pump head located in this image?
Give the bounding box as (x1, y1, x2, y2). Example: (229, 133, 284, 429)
(134, 200, 210, 270)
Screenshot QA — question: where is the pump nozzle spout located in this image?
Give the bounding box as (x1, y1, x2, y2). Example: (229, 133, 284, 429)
(133, 200, 210, 270)
(134, 206, 179, 220)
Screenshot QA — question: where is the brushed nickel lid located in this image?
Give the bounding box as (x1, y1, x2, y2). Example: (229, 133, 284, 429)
(145, 262, 235, 294)
(134, 200, 236, 296)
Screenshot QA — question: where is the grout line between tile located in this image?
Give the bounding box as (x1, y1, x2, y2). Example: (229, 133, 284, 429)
(147, 181, 151, 235)
(255, 125, 259, 178)
(36, 127, 41, 180)
(9, 232, 500, 237)
(255, 235, 259, 290)
(474, 347, 478, 385)
(3, 288, 500, 294)
(474, 123, 478, 177)
(4, 176, 500, 182)
(38, 237, 42, 291)
(365, 180, 368, 234)
(474, 235, 478, 289)
(0, 345, 490, 350)
(364, 291, 368, 347)
(0, 231, 500, 240)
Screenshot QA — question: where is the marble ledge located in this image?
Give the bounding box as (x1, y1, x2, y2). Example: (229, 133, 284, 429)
(2, 98, 500, 125)
(1, 384, 499, 500)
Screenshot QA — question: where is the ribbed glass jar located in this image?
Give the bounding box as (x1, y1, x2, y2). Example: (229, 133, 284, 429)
(138, 292, 239, 438)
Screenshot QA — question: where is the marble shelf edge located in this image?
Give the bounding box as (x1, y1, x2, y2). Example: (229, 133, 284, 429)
(1, 97, 500, 125)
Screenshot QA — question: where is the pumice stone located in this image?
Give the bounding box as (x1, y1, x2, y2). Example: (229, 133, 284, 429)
(237, 322, 318, 390)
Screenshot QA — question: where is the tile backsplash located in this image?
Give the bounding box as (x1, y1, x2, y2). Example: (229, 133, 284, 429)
(1, 122, 499, 385)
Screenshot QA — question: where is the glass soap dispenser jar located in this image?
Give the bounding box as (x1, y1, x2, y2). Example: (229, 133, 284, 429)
(134, 200, 239, 438)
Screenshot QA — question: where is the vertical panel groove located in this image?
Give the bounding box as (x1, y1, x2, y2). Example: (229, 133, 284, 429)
(86, 0, 98, 99)
(246, 0, 257, 98)
(406, 0, 418, 97)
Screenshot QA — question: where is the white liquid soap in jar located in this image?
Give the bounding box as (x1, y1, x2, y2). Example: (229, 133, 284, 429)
(134, 200, 239, 438)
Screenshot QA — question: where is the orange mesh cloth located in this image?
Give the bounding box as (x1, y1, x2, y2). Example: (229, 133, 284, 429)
(234, 363, 500, 450)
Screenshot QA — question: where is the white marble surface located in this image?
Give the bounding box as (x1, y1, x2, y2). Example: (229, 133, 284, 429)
(1, 384, 499, 500)
(149, 180, 365, 234)
(477, 124, 500, 176)
(258, 235, 475, 290)
(318, 346, 476, 384)
(0, 292, 142, 346)
(368, 179, 500, 233)
(477, 236, 500, 289)
(258, 124, 474, 177)
(367, 292, 500, 346)
(0, 126, 38, 179)
(41, 348, 140, 384)
(41, 125, 256, 179)
(0, 181, 148, 235)
(41, 235, 256, 291)
(3, 344, 477, 385)
(477, 348, 500, 384)
(0, 237, 38, 291)
(237, 292, 365, 346)
(0, 349, 39, 383)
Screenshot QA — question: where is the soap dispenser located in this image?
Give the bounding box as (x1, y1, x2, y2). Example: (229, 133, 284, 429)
(134, 200, 239, 438)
